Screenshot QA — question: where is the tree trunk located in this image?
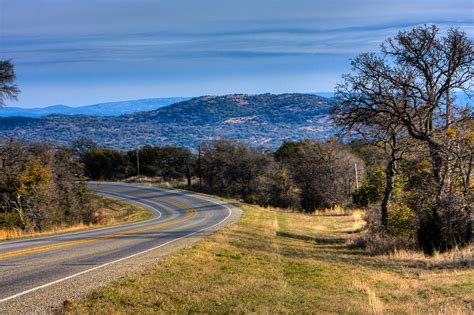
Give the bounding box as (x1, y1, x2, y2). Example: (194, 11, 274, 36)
(381, 159, 394, 229)
(445, 87, 452, 191)
(185, 164, 191, 187)
(428, 141, 444, 201)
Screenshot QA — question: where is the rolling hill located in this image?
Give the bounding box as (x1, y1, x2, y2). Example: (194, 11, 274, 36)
(0, 94, 336, 149)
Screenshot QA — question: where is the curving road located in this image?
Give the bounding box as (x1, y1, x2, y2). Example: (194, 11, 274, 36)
(0, 182, 241, 312)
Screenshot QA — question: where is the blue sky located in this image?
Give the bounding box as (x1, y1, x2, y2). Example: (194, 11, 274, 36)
(1, 0, 473, 108)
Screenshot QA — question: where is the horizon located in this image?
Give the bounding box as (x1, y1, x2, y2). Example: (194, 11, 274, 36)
(1, 0, 473, 108)
(5, 91, 336, 109)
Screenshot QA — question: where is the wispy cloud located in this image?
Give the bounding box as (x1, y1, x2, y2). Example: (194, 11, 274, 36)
(0, 0, 472, 107)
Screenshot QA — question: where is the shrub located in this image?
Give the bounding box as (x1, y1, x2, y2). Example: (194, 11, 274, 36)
(0, 212, 25, 230)
(387, 204, 417, 237)
(352, 167, 385, 207)
(417, 208, 444, 255)
(351, 204, 417, 255)
(349, 233, 416, 255)
(352, 185, 379, 208)
(418, 195, 472, 255)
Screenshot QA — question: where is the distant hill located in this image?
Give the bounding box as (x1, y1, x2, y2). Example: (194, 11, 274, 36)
(0, 94, 336, 149)
(0, 97, 191, 117)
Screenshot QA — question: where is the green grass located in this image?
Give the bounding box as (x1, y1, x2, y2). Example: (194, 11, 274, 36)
(63, 204, 473, 314)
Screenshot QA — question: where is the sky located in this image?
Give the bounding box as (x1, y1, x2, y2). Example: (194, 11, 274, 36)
(0, 0, 473, 108)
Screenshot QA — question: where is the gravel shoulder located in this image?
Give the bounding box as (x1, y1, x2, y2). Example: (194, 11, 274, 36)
(0, 189, 242, 314)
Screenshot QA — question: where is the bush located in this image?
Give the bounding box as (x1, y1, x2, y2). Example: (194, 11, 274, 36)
(349, 233, 416, 255)
(417, 208, 444, 255)
(0, 212, 25, 230)
(243, 193, 259, 205)
(352, 167, 385, 207)
(418, 195, 472, 255)
(352, 204, 417, 255)
(352, 185, 379, 208)
(388, 204, 417, 237)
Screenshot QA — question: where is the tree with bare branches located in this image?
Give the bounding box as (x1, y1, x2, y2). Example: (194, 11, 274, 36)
(335, 25, 473, 252)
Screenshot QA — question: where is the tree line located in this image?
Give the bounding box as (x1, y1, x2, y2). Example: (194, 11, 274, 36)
(78, 138, 364, 213)
(0, 136, 364, 232)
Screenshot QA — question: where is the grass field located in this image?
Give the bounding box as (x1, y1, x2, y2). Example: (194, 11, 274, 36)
(63, 203, 473, 314)
(0, 195, 150, 241)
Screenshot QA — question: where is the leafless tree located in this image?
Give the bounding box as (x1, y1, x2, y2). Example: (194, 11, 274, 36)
(335, 25, 473, 251)
(337, 25, 472, 201)
(201, 140, 270, 199)
(334, 97, 412, 228)
(280, 140, 364, 212)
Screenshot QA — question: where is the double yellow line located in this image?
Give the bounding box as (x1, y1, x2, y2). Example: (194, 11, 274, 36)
(0, 197, 197, 260)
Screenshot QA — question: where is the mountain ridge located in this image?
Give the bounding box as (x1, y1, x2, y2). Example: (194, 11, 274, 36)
(0, 93, 336, 149)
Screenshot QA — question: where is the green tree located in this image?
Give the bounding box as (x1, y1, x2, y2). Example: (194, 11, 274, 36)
(84, 148, 129, 180)
(0, 60, 20, 107)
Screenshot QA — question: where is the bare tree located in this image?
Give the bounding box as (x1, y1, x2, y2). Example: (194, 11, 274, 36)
(279, 140, 364, 212)
(201, 140, 270, 199)
(70, 137, 97, 162)
(336, 25, 473, 198)
(335, 24, 473, 251)
(334, 95, 412, 228)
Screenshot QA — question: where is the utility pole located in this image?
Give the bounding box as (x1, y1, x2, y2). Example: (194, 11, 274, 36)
(136, 148, 140, 177)
(198, 144, 202, 190)
(354, 163, 359, 190)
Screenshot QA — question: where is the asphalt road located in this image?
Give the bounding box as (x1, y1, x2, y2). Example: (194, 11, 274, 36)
(0, 182, 240, 311)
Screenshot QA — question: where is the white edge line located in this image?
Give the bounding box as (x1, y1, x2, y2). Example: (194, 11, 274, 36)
(0, 192, 235, 304)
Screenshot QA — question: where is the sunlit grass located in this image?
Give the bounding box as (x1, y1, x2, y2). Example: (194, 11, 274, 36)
(63, 203, 473, 314)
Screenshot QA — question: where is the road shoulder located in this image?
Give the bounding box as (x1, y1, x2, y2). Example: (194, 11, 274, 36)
(0, 192, 241, 313)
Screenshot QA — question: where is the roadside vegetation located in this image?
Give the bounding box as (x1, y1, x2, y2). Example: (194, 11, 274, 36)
(0, 195, 150, 241)
(63, 203, 473, 314)
(0, 139, 149, 240)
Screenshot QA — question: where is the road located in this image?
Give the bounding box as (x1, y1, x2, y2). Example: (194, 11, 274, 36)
(0, 182, 241, 312)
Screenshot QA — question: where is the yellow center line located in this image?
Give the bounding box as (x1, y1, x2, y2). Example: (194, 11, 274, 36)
(0, 197, 198, 260)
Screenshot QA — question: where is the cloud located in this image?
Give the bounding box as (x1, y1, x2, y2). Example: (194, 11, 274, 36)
(0, 0, 472, 107)
(4, 19, 472, 68)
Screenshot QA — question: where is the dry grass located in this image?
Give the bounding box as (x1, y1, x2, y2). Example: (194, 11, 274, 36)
(387, 245, 473, 269)
(63, 203, 473, 314)
(0, 223, 93, 240)
(0, 196, 150, 241)
(125, 176, 188, 188)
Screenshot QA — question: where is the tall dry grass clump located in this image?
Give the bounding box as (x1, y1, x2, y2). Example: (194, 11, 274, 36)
(387, 245, 473, 269)
(0, 223, 91, 241)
